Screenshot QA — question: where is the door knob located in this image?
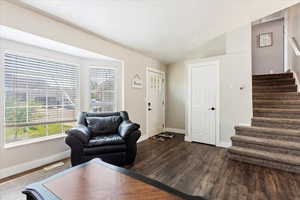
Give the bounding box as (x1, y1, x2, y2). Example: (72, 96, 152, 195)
(148, 108, 152, 111)
(210, 107, 215, 111)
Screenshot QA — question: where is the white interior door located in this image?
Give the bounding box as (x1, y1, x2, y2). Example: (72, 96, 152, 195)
(189, 63, 218, 145)
(147, 69, 165, 137)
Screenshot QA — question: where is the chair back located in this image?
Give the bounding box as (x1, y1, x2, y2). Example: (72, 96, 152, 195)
(77, 111, 129, 126)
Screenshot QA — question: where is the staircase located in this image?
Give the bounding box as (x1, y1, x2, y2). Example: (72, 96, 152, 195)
(228, 72, 300, 173)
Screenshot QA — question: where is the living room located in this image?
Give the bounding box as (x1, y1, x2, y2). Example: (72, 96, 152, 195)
(1, 0, 300, 200)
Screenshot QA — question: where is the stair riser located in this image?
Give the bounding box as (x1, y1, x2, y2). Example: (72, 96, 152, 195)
(228, 153, 300, 174)
(253, 74, 293, 80)
(236, 130, 300, 142)
(252, 121, 300, 130)
(253, 80, 295, 86)
(253, 88, 297, 93)
(253, 104, 300, 109)
(254, 111, 300, 119)
(232, 141, 300, 156)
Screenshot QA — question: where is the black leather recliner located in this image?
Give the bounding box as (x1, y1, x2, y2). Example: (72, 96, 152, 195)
(65, 111, 141, 166)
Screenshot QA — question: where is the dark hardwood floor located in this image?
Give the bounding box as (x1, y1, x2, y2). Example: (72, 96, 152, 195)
(131, 134, 300, 200)
(1, 134, 300, 200)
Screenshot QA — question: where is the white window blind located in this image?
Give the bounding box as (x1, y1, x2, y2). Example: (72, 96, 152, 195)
(4, 52, 80, 144)
(89, 67, 117, 112)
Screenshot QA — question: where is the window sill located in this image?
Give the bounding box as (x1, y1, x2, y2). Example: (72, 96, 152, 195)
(4, 134, 67, 149)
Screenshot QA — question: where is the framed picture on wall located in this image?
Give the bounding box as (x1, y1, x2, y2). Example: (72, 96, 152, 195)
(257, 32, 273, 48)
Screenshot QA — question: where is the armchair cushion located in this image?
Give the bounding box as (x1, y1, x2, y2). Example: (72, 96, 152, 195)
(86, 134, 125, 147)
(118, 120, 140, 139)
(86, 116, 122, 136)
(84, 144, 127, 155)
(67, 125, 91, 145)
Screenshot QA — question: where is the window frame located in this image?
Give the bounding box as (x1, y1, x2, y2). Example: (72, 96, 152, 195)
(2, 50, 81, 148)
(88, 66, 119, 113)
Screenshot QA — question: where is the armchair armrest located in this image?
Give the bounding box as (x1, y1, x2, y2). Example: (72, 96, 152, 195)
(66, 125, 92, 145)
(118, 120, 140, 140)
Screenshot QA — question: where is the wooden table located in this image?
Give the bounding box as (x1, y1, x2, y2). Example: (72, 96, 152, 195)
(23, 159, 205, 200)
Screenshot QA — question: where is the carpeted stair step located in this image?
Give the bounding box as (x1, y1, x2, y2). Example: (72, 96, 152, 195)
(228, 146, 300, 173)
(253, 78, 295, 86)
(253, 85, 297, 93)
(253, 92, 300, 100)
(235, 126, 300, 142)
(254, 108, 300, 118)
(252, 117, 300, 130)
(253, 100, 300, 109)
(252, 73, 293, 80)
(231, 135, 300, 156)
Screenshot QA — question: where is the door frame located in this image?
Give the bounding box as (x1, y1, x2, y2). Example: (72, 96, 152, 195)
(146, 67, 166, 139)
(186, 60, 220, 146)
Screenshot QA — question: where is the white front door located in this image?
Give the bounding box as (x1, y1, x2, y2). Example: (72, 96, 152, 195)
(189, 63, 218, 145)
(147, 69, 165, 137)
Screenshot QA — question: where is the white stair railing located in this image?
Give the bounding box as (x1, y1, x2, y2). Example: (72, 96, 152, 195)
(289, 36, 300, 56)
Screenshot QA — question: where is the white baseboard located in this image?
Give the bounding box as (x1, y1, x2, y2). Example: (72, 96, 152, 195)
(238, 123, 251, 127)
(217, 141, 232, 148)
(184, 136, 192, 142)
(138, 135, 149, 143)
(164, 128, 185, 134)
(292, 71, 300, 92)
(0, 150, 70, 180)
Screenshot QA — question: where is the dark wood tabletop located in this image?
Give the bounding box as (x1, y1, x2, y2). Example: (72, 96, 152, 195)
(23, 159, 205, 200)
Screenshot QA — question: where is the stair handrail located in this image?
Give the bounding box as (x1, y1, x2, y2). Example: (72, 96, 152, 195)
(288, 36, 300, 56)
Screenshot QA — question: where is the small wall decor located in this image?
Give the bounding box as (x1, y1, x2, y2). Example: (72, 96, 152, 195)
(257, 32, 273, 48)
(132, 74, 143, 89)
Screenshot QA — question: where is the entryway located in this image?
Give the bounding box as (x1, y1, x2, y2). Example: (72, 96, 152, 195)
(187, 61, 219, 145)
(146, 68, 166, 138)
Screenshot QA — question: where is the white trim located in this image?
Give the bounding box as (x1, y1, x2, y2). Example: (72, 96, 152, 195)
(186, 60, 220, 146)
(0, 150, 70, 180)
(146, 67, 166, 139)
(238, 123, 251, 127)
(120, 61, 125, 110)
(137, 134, 149, 143)
(216, 141, 232, 148)
(289, 37, 300, 56)
(4, 134, 66, 149)
(292, 71, 300, 92)
(164, 128, 185, 134)
(184, 136, 192, 142)
(284, 10, 289, 72)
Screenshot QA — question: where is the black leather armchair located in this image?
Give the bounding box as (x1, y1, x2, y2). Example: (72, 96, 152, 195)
(65, 111, 141, 166)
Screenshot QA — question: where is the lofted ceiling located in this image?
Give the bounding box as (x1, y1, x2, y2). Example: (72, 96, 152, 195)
(11, 0, 300, 63)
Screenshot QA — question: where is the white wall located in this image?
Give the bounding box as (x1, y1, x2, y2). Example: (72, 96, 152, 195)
(165, 61, 186, 129)
(166, 35, 226, 130)
(288, 4, 300, 78)
(0, 1, 165, 175)
(166, 24, 252, 145)
(252, 19, 284, 75)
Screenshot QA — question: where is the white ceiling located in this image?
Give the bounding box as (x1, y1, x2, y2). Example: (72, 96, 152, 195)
(14, 0, 299, 63)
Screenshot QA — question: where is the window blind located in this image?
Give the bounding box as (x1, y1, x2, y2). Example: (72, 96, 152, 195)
(4, 52, 80, 143)
(89, 67, 116, 112)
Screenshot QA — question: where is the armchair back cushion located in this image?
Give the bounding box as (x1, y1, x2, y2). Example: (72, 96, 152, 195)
(86, 116, 122, 136)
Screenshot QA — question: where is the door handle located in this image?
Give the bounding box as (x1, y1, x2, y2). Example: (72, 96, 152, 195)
(148, 108, 152, 111)
(209, 107, 215, 111)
